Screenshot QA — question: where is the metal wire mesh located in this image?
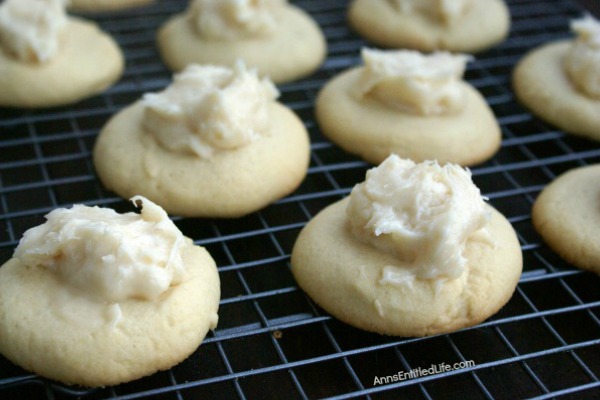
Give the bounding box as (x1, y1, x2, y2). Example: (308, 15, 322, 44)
(0, 0, 599, 399)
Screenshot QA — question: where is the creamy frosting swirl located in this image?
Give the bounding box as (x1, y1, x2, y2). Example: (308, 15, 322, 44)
(0, 0, 68, 63)
(346, 155, 490, 281)
(564, 14, 600, 99)
(142, 62, 279, 158)
(358, 48, 472, 115)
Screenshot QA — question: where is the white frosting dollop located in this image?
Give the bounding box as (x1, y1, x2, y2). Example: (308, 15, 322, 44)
(564, 14, 600, 99)
(346, 155, 490, 281)
(358, 48, 472, 116)
(188, 0, 284, 40)
(142, 62, 279, 158)
(0, 0, 68, 63)
(390, 0, 472, 25)
(13, 196, 186, 303)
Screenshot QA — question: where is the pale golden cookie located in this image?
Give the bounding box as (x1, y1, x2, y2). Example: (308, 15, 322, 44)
(291, 199, 522, 337)
(0, 19, 123, 108)
(93, 102, 310, 218)
(513, 41, 600, 141)
(348, 0, 510, 53)
(157, 5, 326, 84)
(0, 240, 220, 387)
(69, 0, 154, 12)
(315, 68, 501, 166)
(532, 164, 600, 276)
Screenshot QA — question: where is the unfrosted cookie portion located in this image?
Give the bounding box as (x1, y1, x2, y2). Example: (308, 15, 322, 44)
(292, 155, 522, 337)
(348, 0, 510, 53)
(0, 197, 220, 387)
(157, 0, 326, 83)
(69, 0, 154, 13)
(315, 48, 501, 166)
(513, 15, 600, 141)
(532, 165, 600, 276)
(93, 63, 310, 218)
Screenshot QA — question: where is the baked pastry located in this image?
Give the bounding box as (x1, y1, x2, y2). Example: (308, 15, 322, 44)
(513, 15, 600, 141)
(69, 0, 154, 13)
(0, 0, 123, 108)
(315, 48, 501, 166)
(532, 164, 600, 276)
(157, 0, 326, 83)
(0, 196, 220, 386)
(348, 0, 510, 53)
(93, 62, 310, 218)
(292, 155, 522, 337)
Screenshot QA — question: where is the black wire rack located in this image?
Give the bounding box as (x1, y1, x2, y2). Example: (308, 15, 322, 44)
(1, 0, 599, 399)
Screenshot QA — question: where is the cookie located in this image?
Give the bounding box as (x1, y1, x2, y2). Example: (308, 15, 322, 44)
(315, 49, 501, 166)
(348, 0, 510, 53)
(0, 0, 123, 108)
(93, 64, 310, 218)
(532, 165, 600, 276)
(69, 0, 154, 12)
(291, 156, 522, 337)
(513, 16, 600, 141)
(0, 197, 220, 386)
(157, 0, 326, 83)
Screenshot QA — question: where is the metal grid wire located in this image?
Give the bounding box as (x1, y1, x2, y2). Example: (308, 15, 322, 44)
(0, 0, 599, 398)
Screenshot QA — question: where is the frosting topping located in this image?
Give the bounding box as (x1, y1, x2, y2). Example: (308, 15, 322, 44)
(358, 48, 472, 116)
(390, 0, 472, 25)
(0, 0, 67, 63)
(13, 196, 187, 304)
(346, 155, 490, 281)
(564, 14, 600, 99)
(188, 0, 284, 40)
(142, 62, 279, 158)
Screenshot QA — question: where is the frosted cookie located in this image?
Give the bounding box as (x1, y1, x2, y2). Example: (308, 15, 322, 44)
(532, 165, 600, 276)
(157, 0, 326, 84)
(0, 0, 124, 108)
(315, 48, 501, 166)
(69, 0, 154, 13)
(513, 15, 600, 141)
(348, 0, 510, 53)
(0, 196, 220, 386)
(292, 155, 522, 337)
(94, 63, 310, 218)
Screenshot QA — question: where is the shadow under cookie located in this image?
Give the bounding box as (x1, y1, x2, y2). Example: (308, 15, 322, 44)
(68, 0, 154, 13)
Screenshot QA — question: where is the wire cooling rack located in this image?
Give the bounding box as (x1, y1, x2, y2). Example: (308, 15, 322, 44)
(1, 0, 599, 399)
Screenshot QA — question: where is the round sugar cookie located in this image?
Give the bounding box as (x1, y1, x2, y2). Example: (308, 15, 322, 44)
(315, 68, 501, 166)
(291, 199, 522, 337)
(93, 102, 310, 218)
(532, 165, 600, 276)
(0, 239, 220, 387)
(69, 0, 154, 12)
(157, 5, 326, 84)
(348, 0, 510, 53)
(513, 41, 600, 141)
(0, 19, 123, 108)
